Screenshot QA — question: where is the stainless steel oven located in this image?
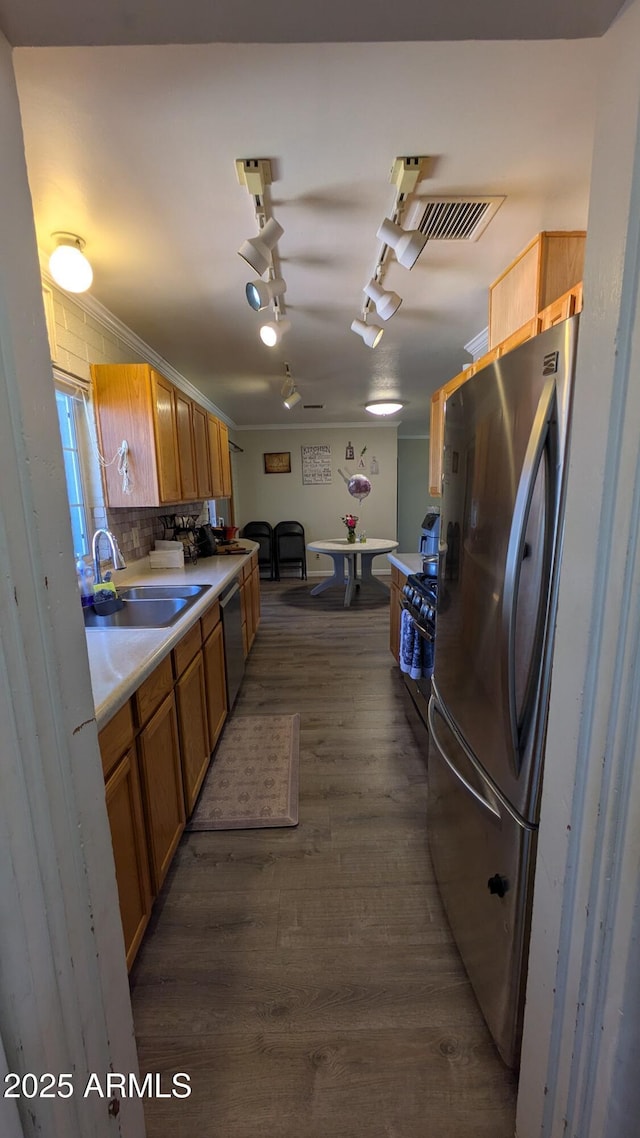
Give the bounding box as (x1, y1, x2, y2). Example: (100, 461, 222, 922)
(399, 573, 437, 730)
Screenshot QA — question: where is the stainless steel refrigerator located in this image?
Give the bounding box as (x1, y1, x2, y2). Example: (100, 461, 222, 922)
(427, 315, 580, 1069)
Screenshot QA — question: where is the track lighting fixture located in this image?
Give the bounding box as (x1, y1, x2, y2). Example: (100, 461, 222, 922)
(365, 400, 404, 416)
(49, 233, 93, 293)
(363, 278, 402, 320)
(245, 275, 286, 312)
(283, 387, 302, 409)
(351, 318, 384, 349)
(376, 217, 428, 270)
(238, 216, 284, 276)
(260, 315, 291, 347)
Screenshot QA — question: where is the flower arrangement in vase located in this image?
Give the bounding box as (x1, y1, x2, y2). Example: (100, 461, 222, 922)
(341, 514, 359, 543)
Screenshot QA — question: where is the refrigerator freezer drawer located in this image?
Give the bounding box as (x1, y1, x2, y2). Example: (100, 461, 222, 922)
(427, 697, 536, 1069)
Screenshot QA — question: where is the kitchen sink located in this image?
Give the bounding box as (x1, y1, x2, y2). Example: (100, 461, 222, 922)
(83, 583, 211, 629)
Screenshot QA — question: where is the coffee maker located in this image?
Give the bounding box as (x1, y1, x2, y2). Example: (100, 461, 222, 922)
(419, 508, 440, 576)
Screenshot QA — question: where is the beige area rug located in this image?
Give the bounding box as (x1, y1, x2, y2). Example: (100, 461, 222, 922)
(187, 714, 300, 831)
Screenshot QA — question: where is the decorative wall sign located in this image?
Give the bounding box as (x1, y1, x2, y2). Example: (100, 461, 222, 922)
(370, 455, 379, 475)
(345, 441, 354, 460)
(264, 451, 291, 474)
(301, 444, 332, 484)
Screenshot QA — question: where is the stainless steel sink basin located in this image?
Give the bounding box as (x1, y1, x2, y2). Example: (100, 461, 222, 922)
(83, 583, 211, 629)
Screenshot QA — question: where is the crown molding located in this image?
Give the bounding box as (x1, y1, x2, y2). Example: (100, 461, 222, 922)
(40, 264, 234, 428)
(464, 325, 489, 360)
(235, 420, 399, 431)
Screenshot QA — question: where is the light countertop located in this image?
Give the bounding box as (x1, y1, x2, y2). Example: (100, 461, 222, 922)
(387, 551, 423, 576)
(85, 545, 257, 729)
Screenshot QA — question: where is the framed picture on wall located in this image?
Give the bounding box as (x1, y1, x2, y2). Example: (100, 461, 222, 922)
(264, 451, 291, 474)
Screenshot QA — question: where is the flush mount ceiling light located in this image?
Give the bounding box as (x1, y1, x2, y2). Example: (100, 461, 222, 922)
(365, 399, 405, 416)
(260, 315, 291, 347)
(49, 232, 93, 293)
(363, 278, 402, 320)
(377, 217, 428, 270)
(245, 275, 286, 312)
(351, 317, 384, 349)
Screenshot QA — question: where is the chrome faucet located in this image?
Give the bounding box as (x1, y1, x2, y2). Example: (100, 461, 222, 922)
(92, 528, 126, 584)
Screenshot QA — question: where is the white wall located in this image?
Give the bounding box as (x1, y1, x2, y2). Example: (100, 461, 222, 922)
(396, 437, 437, 553)
(233, 425, 398, 574)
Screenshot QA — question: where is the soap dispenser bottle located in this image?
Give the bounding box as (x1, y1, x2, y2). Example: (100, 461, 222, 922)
(75, 555, 95, 608)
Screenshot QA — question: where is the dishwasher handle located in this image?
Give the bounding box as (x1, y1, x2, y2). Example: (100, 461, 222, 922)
(219, 579, 241, 608)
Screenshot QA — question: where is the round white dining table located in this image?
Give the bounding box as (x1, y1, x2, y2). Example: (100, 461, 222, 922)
(306, 537, 399, 608)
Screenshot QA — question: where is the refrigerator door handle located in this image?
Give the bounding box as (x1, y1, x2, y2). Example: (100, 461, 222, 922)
(428, 694, 501, 820)
(502, 375, 558, 766)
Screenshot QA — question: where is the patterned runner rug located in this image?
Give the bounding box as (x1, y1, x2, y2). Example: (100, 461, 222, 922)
(186, 713, 300, 830)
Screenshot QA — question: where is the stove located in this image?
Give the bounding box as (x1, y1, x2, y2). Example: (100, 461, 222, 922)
(402, 573, 438, 636)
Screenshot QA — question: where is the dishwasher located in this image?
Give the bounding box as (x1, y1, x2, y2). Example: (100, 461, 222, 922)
(219, 578, 245, 710)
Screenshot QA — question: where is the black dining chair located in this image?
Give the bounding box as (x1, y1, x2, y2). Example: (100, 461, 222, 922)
(273, 521, 307, 580)
(242, 521, 276, 580)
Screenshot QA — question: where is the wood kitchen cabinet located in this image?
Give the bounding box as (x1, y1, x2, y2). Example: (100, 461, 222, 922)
(240, 553, 260, 656)
(174, 389, 198, 500)
(208, 413, 232, 500)
(202, 614, 227, 753)
(488, 230, 585, 349)
(174, 624, 211, 816)
(137, 690, 185, 894)
(192, 402, 213, 499)
(104, 747, 152, 970)
(98, 700, 152, 970)
(390, 565, 408, 662)
(91, 361, 232, 505)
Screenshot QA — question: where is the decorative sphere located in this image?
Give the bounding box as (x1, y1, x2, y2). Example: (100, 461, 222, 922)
(348, 474, 371, 502)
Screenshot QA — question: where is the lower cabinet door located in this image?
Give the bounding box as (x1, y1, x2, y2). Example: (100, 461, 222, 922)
(176, 649, 211, 816)
(137, 692, 186, 893)
(105, 747, 152, 970)
(203, 621, 228, 751)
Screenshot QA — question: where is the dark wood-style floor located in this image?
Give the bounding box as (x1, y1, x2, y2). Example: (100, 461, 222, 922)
(130, 578, 517, 1137)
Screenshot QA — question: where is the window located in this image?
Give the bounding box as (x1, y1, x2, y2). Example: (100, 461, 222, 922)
(55, 387, 90, 557)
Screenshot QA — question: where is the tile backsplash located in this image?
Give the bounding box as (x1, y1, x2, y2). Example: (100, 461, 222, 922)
(91, 504, 208, 562)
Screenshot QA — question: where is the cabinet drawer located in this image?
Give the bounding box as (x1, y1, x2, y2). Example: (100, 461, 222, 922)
(173, 620, 202, 677)
(134, 655, 174, 727)
(201, 599, 221, 642)
(99, 700, 135, 780)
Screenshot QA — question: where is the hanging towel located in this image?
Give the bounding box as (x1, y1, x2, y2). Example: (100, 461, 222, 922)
(399, 608, 434, 680)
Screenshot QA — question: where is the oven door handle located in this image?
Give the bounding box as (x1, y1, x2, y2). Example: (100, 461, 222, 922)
(400, 601, 434, 642)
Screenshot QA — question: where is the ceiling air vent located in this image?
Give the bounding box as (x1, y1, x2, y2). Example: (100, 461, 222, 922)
(404, 196, 505, 242)
(303, 404, 324, 409)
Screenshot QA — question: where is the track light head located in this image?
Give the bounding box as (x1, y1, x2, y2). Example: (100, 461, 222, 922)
(364, 278, 402, 321)
(245, 275, 286, 312)
(284, 388, 302, 410)
(238, 216, 284, 276)
(260, 316, 291, 347)
(351, 318, 384, 349)
(49, 233, 93, 293)
(377, 217, 428, 270)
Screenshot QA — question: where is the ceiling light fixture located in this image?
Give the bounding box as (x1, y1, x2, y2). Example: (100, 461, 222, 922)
(351, 317, 384, 349)
(365, 400, 405, 416)
(363, 278, 402, 320)
(49, 232, 93, 293)
(238, 216, 284, 277)
(283, 387, 302, 410)
(260, 315, 291, 347)
(245, 275, 286, 312)
(376, 217, 428, 270)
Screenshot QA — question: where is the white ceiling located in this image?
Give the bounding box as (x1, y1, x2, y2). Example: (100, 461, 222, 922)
(3, 2, 624, 434)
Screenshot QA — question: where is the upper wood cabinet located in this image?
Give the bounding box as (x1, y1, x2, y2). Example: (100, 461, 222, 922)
(91, 361, 231, 506)
(192, 403, 213, 499)
(488, 231, 585, 349)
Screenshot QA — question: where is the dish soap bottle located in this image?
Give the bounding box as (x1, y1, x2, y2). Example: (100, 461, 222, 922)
(75, 555, 95, 608)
